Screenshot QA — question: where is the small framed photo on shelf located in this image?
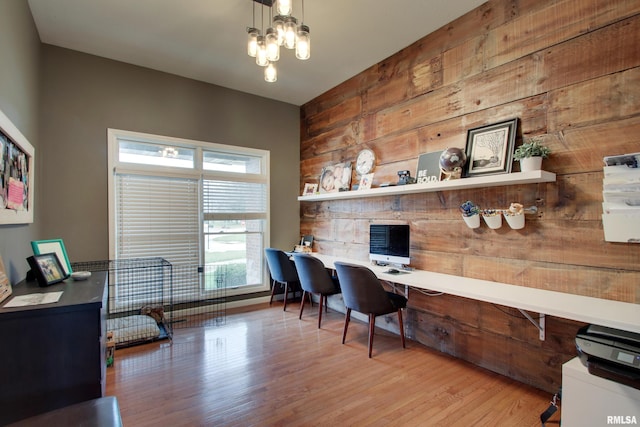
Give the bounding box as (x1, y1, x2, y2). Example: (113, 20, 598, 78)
(31, 238, 73, 276)
(463, 118, 518, 177)
(302, 183, 318, 196)
(359, 173, 374, 190)
(319, 161, 352, 193)
(27, 253, 69, 287)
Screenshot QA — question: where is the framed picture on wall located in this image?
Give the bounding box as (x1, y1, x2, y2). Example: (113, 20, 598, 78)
(463, 118, 518, 177)
(0, 108, 35, 224)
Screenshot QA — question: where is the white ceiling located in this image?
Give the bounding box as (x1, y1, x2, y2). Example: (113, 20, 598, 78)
(27, 0, 485, 106)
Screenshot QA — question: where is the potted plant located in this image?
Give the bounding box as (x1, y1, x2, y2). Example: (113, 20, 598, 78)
(513, 137, 551, 172)
(503, 202, 525, 229)
(481, 208, 502, 229)
(460, 200, 481, 229)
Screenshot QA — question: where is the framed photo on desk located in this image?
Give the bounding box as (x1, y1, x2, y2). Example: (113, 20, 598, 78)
(31, 238, 72, 276)
(27, 253, 69, 287)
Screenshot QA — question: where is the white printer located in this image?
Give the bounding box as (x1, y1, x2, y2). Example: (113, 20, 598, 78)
(575, 324, 640, 390)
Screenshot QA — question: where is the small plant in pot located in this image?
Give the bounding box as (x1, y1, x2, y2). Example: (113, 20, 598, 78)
(513, 137, 551, 172)
(459, 200, 481, 229)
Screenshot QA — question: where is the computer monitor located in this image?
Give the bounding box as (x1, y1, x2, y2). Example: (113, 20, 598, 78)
(369, 224, 410, 266)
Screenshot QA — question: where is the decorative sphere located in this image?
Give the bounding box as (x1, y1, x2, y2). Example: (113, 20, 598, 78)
(439, 147, 467, 172)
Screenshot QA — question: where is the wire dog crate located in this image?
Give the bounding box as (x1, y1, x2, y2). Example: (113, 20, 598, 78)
(71, 258, 228, 347)
(71, 257, 173, 348)
(169, 264, 227, 329)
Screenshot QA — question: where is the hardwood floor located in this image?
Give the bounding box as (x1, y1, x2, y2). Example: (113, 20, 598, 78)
(106, 303, 561, 426)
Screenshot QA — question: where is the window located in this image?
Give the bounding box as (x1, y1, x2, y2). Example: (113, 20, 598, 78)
(108, 129, 270, 305)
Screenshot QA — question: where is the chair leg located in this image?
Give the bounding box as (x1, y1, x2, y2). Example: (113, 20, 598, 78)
(317, 293, 324, 328)
(283, 281, 289, 311)
(368, 313, 376, 358)
(397, 309, 406, 348)
(269, 279, 277, 305)
(298, 291, 307, 319)
(342, 308, 351, 344)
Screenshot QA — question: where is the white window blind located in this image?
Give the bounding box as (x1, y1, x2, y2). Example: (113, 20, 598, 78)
(203, 179, 267, 219)
(115, 173, 200, 265)
(115, 173, 202, 304)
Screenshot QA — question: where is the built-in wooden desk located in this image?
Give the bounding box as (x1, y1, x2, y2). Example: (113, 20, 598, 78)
(311, 253, 640, 338)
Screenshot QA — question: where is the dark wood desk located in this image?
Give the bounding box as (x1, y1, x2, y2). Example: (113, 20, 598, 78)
(0, 272, 107, 425)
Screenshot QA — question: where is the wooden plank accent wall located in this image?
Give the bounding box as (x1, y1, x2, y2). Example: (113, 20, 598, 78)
(299, 0, 640, 393)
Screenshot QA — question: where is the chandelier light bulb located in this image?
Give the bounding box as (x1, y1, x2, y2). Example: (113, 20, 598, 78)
(247, 28, 259, 57)
(265, 62, 277, 82)
(255, 36, 268, 66)
(284, 17, 297, 50)
(295, 25, 310, 60)
(265, 27, 280, 62)
(272, 15, 286, 46)
(276, 0, 292, 16)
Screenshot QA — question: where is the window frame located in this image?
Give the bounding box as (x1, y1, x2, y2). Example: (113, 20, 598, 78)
(107, 128, 271, 299)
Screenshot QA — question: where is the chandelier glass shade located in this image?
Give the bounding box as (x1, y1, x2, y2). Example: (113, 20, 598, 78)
(246, 27, 259, 57)
(265, 62, 277, 82)
(246, 0, 310, 82)
(255, 35, 268, 66)
(275, 0, 292, 16)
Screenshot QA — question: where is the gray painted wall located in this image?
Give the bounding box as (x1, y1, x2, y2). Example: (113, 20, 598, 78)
(0, 1, 300, 288)
(39, 45, 300, 265)
(0, 0, 42, 284)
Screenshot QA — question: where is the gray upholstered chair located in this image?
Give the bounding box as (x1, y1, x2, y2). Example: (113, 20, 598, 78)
(292, 253, 341, 328)
(334, 261, 407, 358)
(265, 248, 300, 311)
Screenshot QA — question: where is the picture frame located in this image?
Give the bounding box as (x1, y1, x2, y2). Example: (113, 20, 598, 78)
(27, 253, 69, 287)
(463, 118, 518, 178)
(31, 239, 73, 276)
(319, 161, 352, 193)
(302, 183, 318, 196)
(415, 151, 442, 184)
(0, 255, 11, 304)
(0, 108, 35, 224)
(359, 173, 374, 190)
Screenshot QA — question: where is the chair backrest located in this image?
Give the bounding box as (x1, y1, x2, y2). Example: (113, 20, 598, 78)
(293, 254, 337, 294)
(334, 261, 395, 315)
(265, 248, 299, 283)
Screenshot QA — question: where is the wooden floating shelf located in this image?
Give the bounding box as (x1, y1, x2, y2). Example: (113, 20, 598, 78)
(298, 170, 556, 202)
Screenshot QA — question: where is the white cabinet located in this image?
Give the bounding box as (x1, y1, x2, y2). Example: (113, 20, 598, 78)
(562, 357, 640, 427)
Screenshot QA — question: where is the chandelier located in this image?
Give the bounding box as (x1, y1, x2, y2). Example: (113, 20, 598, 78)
(246, 0, 310, 83)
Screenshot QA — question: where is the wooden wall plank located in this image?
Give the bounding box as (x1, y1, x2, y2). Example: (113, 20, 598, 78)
(299, 0, 640, 393)
(305, 97, 362, 137)
(548, 67, 640, 133)
(486, 0, 640, 72)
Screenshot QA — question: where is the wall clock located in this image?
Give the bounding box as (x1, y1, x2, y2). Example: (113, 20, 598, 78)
(356, 148, 376, 175)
